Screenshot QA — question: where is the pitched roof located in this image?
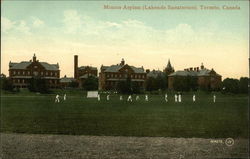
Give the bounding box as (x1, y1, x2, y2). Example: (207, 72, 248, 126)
(147, 70, 164, 78)
(79, 74, 97, 79)
(60, 77, 75, 83)
(9, 62, 32, 69)
(104, 64, 145, 73)
(169, 68, 221, 77)
(9, 61, 59, 70)
(78, 66, 97, 70)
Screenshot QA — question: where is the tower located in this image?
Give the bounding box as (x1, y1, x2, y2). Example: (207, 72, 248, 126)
(74, 55, 78, 79)
(164, 59, 174, 75)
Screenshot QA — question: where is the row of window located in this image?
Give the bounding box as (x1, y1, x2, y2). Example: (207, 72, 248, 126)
(12, 71, 58, 76)
(106, 74, 146, 79)
(13, 79, 58, 84)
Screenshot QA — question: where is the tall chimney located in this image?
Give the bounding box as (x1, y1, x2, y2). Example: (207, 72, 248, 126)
(33, 53, 36, 62)
(74, 55, 78, 79)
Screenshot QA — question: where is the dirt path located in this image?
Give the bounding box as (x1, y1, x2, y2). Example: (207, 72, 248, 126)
(0, 133, 248, 159)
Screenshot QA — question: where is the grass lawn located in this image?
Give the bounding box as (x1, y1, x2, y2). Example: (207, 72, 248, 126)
(0, 91, 248, 138)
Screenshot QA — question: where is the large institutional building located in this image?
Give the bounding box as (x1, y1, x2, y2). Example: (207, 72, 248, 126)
(9, 54, 60, 88)
(7, 54, 222, 90)
(99, 59, 147, 90)
(168, 63, 222, 90)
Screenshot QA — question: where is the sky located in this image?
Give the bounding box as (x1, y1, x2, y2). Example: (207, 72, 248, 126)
(1, 0, 249, 79)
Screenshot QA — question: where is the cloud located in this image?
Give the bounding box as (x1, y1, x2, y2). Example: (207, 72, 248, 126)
(16, 20, 31, 35)
(32, 17, 44, 27)
(1, 16, 15, 33)
(63, 10, 83, 34)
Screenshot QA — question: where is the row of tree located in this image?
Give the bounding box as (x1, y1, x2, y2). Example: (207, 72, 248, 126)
(0, 73, 248, 94)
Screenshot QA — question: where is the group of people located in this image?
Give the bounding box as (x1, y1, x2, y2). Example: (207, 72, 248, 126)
(55, 93, 217, 103)
(97, 94, 217, 103)
(55, 94, 67, 103)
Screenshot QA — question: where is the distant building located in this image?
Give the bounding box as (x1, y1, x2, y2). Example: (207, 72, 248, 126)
(168, 63, 222, 90)
(146, 69, 164, 78)
(9, 54, 60, 88)
(99, 59, 147, 90)
(74, 55, 98, 87)
(164, 59, 175, 76)
(60, 75, 76, 88)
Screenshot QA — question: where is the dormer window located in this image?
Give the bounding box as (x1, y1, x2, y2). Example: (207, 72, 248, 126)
(34, 66, 38, 69)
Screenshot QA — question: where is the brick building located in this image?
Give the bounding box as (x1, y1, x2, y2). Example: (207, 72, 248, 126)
(9, 54, 60, 88)
(168, 63, 222, 90)
(99, 59, 147, 90)
(74, 55, 98, 87)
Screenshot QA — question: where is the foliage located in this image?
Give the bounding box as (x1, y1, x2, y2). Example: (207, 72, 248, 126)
(68, 81, 79, 88)
(173, 76, 198, 92)
(83, 76, 98, 91)
(0, 74, 14, 91)
(222, 78, 240, 94)
(145, 73, 167, 92)
(28, 77, 50, 93)
(239, 77, 248, 94)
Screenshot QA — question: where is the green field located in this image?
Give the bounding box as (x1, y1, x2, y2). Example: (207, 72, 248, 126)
(0, 90, 248, 138)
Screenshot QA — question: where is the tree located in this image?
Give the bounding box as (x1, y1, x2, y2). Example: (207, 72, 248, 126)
(172, 76, 198, 92)
(0, 74, 14, 91)
(28, 77, 50, 93)
(83, 76, 98, 91)
(222, 78, 239, 94)
(117, 77, 133, 94)
(239, 77, 248, 94)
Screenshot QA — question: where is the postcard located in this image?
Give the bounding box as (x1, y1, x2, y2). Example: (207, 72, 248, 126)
(1, 0, 249, 158)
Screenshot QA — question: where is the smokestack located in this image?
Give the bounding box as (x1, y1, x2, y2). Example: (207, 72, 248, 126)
(74, 55, 78, 79)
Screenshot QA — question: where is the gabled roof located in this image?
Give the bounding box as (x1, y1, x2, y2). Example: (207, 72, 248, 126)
(40, 62, 59, 70)
(78, 66, 97, 70)
(169, 68, 221, 77)
(60, 76, 75, 83)
(9, 61, 32, 69)
(104, 64, 145, 73)
(9, 61, 59, 71)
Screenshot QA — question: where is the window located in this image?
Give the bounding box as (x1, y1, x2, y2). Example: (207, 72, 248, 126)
(41, 72, 43, 75)
(46, 72, 48, 76)
(51, 72, 53, 76)
(13, 71, 16, 75)
(23, 71, 25, 75)
(28, 71, 30, 75)
(34, 66, 38, 69)
(107, 74, 109, 78)
(55, 72, 57, 76)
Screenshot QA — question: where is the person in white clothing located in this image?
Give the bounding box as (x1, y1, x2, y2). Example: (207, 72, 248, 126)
(213, 94, 216, 103)
(63, 94, 66, 101)
(145, 94, 148, 101)
(136, 95, 140, 101)
(120, 95, 123, 101)
(174, 94, 178, 102)
(165, 93, 168, 102)
(97, 94, 100, 101)
(127, 95, 132, 102)
(193, 94, 196, 102)
(107, 95, 110, 101)
(55, 94, 60, 103)
(178, 94, 182, 102)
